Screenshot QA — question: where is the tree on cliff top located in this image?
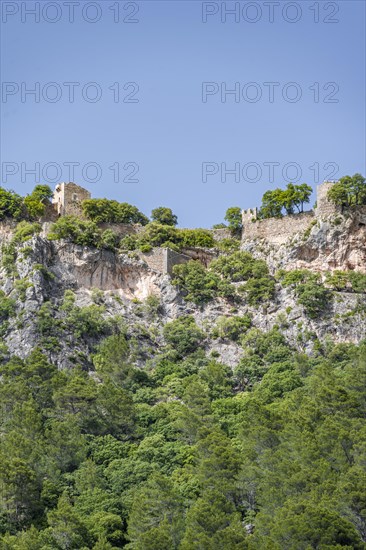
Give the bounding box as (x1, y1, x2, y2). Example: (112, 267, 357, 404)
(327, 173, 366, 208)
(259, 183, 312, 219)
(151, 207, 178, 226)
(224, 207, 243, 232)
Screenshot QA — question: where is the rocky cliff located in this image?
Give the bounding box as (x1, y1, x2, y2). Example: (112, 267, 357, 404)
(242, 207, 366, 274)
(0, 211, 365, 372)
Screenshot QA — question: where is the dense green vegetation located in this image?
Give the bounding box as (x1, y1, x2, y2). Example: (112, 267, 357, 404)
(151, 207, 178, 227)
(327, 173, 366, 208)
(277, 269, 332, 318)
(0, 185, 53, 221)
(48, 216, 120, 251)
(82, 199, 149, 226)
(0, 301, 365, 548)
(259, 183, 313, 219)
(1, 177, 366, 548)
(120, 224, 215, 254)
(173, 252, 276, 307)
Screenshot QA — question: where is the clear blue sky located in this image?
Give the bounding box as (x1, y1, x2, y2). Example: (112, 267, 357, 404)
(1, 0, 365, 227)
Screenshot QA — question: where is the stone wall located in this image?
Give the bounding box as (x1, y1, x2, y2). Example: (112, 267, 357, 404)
(52, 182, 91, 218)
(139, 248, 166, 274)
(165, 249, 191, 275)
(315, 181, 339, 219)
(241, 181, 340, 245)
(139, 247, 193, 275)
(99, 223, 144, 238)
(181, 246, 218, 267)
(242, 211, 315, 245)
(211, 228, 234, 241)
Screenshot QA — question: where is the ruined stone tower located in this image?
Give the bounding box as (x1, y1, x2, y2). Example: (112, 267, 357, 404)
(52, 182, 91, 217)
(315, 181, 339, 218)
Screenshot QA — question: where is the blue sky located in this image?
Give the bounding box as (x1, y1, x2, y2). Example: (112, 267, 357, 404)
(1, 0, 365, 227)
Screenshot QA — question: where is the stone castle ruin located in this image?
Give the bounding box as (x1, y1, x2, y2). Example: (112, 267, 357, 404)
(47, 181, 341, 274)
(52, 182, 91, 217)
(241, 181, 338, 245)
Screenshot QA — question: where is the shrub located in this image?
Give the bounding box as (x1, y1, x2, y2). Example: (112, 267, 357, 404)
(13, 221, 41, 243)
(99, 229, 120, 251)
(349, 272, 366, 293)
(1, 242, 17, 275)
(325, 271, 349, 291)
(179, 229, 215, 248)
(0, 290, 16, 320)
(14, 278, 33, 301)
(172, 261, 233, 305)
(212, 315, 251, 341)
(65, 304, 110, 340)
(120, 235, 138, 251)
(49, 216, 100, 247)
(163, 316, 204, 357)
(211, 251, 268, 282)
(278, 269, 319, 287)
(1, 222, 41, 276)
(0, 187, 24, 220)
(139, 243, 153, 253)
(295, 281, 331, 319)
(215, 238, 240, 253)
(138, 223, 179, 248)
(241, 276, 276, 305)
(82, 198, 149, 225)
(36, 301, 61, 337)
(144, 295, 162, 316)
(49, 217, 119, 251)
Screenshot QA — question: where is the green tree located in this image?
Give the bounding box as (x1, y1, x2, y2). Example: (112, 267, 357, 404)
(180, 490, 248, 550)
(151, 207, 177, 226)
(82, 199, 149, 225)
(163, 316, 204, 357)
(0, 188, 24, 220)
(259, 188, 283, 218)
(252, 500, 366, 550)
(224, 207, 243, 232)
(24, 185, 53, 220)
(327, 173, 366, 208)
(172, 261, 227, 305)
(127, 474, 184, 549)
(44, 493, 91, 549)
(292, 183, 313, 213)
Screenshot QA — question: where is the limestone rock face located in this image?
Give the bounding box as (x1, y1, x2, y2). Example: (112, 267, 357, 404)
(242, 208, 366, 275)
(52, 242, 163, 300)
(0, 212, 365, 370)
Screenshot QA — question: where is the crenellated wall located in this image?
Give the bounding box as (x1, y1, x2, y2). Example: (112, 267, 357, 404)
(242, 181, 338, 245)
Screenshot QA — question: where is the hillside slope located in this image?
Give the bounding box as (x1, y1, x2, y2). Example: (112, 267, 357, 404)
(0, 215, 365, 549)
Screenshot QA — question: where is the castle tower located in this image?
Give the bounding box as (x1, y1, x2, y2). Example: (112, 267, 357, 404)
(315, 181, 339, 219)
(242, 207, 258, 228)
(52, 182, 91, 217)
